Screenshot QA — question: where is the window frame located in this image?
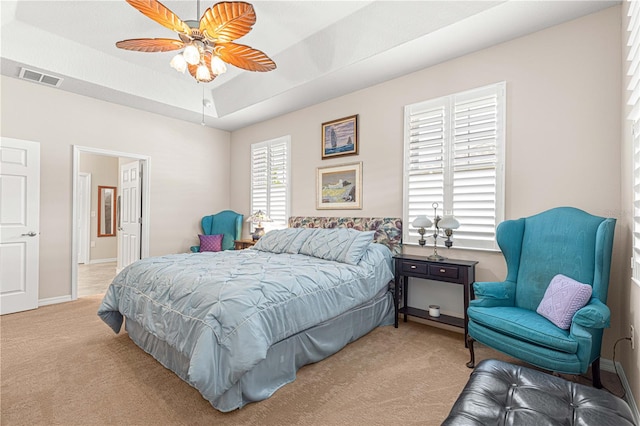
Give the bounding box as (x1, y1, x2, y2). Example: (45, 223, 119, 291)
(402, 82, 506, 251)
(250, 136, 291, 232)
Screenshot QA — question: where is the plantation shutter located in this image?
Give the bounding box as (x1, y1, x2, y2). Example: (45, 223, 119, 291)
(403, 83, 505, 250)
(267, 141, 288, 226)
(633, 122, 640, 282)
(627, 0, 640, 282)
(250, 137, 290, 230)
(404, 98, 447, 244)
(451, 84, 505, 250)
(251, 145, 268, 216)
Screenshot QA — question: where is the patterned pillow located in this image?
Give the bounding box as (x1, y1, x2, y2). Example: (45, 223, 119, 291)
(299, 228, 375, 265)
(198, 234, 224, 252)
(536, 274, 592, 329)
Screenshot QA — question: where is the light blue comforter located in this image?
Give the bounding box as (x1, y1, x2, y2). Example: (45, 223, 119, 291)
(98, 243, 393, 408)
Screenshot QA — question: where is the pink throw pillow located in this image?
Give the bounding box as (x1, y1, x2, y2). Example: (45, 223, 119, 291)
(199, 234, 223, 252)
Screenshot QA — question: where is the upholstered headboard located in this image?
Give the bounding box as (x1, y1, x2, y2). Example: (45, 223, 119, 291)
(288, 217, 402, 255)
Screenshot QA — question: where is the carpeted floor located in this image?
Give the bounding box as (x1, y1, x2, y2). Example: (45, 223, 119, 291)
(0, 295, 623, 425)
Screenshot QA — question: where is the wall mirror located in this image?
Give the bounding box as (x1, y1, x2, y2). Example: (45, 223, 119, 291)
(98, 185, 117, 237)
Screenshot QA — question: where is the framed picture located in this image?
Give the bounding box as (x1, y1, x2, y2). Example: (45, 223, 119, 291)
(321, 114, 358, 159)
(316, 162, 362, 210)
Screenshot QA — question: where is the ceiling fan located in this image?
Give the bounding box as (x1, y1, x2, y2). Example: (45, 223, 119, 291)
(116, 0, 276, 83)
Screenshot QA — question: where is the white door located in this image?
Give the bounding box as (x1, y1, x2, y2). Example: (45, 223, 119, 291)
(0, 138, 40, 315)
(117, 160, 141, 272)
(77, 173, 91, 264)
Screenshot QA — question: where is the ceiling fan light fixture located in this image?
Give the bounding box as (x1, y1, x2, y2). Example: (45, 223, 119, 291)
(116, 0, 276, 83)
(170, 54, 187, 73)
(183, 43, 200, 65)
(210, 55, 227, 76)
(196, 64, 211, 82)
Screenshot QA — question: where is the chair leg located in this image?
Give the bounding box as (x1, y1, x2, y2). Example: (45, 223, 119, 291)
(592, 358, 602, 389)
(466, 335, 475, 368)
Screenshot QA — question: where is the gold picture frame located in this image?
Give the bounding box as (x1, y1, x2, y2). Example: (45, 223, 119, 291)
(316, 162, 362, 210)
(321, 114, 358, 159)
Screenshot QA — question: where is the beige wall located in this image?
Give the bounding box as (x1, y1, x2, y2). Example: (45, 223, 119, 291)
(1, 76, 231, 300)
(230, 5, 634, 396)
(79, 152, 118, 261)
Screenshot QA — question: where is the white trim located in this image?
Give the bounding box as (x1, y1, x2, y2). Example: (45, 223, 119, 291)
(77, 172, 91, 265)
(602, 358, 640, 423)
(38, 295, 72, 307)
(89, 258, 117, 264)
(72, 146, 151, 301)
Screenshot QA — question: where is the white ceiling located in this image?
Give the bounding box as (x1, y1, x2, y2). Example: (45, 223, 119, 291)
(1, 0, 619, 131)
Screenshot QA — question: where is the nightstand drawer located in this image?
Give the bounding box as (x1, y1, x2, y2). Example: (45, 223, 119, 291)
(401, 261, 427, 275)
(428, 264, 459, 280)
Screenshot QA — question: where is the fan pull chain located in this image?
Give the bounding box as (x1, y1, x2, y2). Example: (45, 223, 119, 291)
(201, 86, 205, 126)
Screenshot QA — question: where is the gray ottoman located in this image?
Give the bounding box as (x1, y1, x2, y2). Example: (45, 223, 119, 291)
(442, 359, 636, 426)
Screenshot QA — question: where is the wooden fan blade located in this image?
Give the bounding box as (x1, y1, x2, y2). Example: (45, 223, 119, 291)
(215, 42, 276, 72)
(116, 38, 184, 52)
(187, 52, 216, 82)
(125, 0, 192, 35)
(199, 2, 256, 43)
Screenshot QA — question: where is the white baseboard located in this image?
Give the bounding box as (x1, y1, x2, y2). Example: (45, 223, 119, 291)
(89, 258, 117, 264)
(38, 295, 72, 307)
(601, 358, 639, 423)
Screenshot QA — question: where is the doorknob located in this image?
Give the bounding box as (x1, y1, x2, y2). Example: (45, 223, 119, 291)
(21, 232, 37, 237)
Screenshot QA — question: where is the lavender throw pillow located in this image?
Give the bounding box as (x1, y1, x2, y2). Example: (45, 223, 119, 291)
(199, 234, 223, 252)
(536, 274, 592, 329)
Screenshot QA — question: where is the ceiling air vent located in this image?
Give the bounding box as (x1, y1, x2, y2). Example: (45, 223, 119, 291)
(18, 68, 63, 88)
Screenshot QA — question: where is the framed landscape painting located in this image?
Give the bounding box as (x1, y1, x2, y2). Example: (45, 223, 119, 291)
(316, 162, 362, 210)
(321, 114, 358, 159)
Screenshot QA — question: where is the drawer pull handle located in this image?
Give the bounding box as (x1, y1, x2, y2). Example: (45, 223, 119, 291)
(410, 265, 417, 269)
(439, 269, 446, 273)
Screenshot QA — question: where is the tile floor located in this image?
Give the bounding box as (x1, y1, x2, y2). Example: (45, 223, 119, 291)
(78, 261, 117, 297)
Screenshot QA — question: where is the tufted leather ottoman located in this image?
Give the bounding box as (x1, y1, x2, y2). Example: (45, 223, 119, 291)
(442, 359, 636, 426)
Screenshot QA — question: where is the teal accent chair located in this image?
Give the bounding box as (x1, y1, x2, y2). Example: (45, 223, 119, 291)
(190, 210, 243, 252)
(466, 207, 616, 388)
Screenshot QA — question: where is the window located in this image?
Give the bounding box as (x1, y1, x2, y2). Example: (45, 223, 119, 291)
(627, 0, 640, 284)
(403, 82, 506, 251)
(250, 136, 290, 231)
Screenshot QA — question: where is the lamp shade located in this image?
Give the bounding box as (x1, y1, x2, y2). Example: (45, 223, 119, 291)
(246, 210, 273, 223)
(438, 215, 460, 230)
(210, 55, 227, 75)
(412, 215, 432, 228)
(183, 44, 200, 65)
(170, 54, 187, 73)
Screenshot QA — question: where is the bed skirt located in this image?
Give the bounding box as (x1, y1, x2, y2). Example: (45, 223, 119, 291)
(124, 287, 395, 412)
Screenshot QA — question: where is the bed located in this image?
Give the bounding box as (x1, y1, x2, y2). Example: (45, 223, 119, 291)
(98, 217, 402, 412)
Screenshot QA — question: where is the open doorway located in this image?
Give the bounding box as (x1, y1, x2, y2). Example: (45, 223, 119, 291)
(71, 146, 150, 299)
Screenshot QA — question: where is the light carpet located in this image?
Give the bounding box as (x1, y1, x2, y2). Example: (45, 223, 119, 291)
(0, 295, 621, 425)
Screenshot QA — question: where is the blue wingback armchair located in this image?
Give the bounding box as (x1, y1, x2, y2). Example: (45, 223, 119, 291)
(190, 210, 243, 252)
(466, 207, 616, 388)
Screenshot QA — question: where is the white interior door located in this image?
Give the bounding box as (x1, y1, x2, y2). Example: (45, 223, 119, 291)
(0, 138, 40, 315)
(117, 160, 141, 272)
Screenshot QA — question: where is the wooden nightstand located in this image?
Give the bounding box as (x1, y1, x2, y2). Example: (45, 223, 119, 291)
(393, 254, 477, 346)
(234, 239, 257, 250)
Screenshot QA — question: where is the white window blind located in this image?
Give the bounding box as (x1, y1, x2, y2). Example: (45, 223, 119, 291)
(250, 136, 290, 230)
(403, 82, 505, 251)
(627, 0, 640, 283)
